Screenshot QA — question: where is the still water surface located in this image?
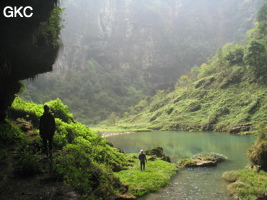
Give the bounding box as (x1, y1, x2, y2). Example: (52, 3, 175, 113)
(107, 131, 255, 200)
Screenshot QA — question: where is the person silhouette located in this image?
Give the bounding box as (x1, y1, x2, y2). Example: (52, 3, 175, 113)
(39, 105, 56, 158)
(138, 149, 147, 171)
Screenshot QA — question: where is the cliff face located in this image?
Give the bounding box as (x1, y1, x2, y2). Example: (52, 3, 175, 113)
(0, 0, 61, 121)
(55, 0, 265, 87)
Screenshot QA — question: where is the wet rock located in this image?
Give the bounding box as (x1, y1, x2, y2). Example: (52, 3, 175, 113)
(202, 123, 214, 131)
(256, 193, 267, 200)
(160, 155, 171, 163)
(193, 158, 217, 167)
(229, 123, 252, 134)
(14, 120, 33, 132)
(115, 194, 137, 200)
(148, 156, 157, 161)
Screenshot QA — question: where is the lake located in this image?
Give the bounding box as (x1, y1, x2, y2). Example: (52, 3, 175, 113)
(106, 131, 255, 200)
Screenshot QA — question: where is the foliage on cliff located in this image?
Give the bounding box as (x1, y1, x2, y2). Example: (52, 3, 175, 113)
(115, 3, 267, 133)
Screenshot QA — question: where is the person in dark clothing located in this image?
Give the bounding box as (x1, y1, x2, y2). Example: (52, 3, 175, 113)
(39, 105, 56, 158)
(138, 149, 147, 171)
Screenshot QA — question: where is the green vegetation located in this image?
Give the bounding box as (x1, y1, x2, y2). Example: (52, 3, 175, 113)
(21, 59, 151, 125)
(178, 152, 227, 168)
(20, 0, 265, 125)
(248, 131, 267, 171)
(111, 4, 267, 199)
(2, 2, 267, 199)
(5, 97, 128, 199)
(0, 121, 23, 160)
(222, 169, 267, 200)
(114, 3, 267, 133)
(115, 154, 177, 197)
(0, 96, 177, 199)
(40, 6, 64, 47)
(191, 152, 228, 162)
(178, 158, 197, 168)
(225, 128, 267, 199)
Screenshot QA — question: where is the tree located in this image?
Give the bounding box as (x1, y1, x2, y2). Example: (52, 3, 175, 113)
(257, 3, 267, 22)
(243, 39, 267, 78)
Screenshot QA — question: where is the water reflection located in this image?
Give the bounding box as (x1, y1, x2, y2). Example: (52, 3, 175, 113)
(107, 131, 255, 200)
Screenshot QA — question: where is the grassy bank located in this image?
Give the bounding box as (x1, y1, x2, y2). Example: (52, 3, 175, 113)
(92, 126, 151, 137)
(115, 153, 178, 197)
(223, 169, 267, 200)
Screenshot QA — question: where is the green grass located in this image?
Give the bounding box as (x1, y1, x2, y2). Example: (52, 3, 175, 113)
(92, 125, 151, 135)
(222, 169, 267, 200)
(115, 154, 178, 197)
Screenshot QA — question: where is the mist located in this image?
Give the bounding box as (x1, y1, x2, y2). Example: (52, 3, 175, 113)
(21, 0, 266, 124)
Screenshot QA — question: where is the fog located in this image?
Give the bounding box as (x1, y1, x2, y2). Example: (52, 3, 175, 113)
(22, 0, 266, 124)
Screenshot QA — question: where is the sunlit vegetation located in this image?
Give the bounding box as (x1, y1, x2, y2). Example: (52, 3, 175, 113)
(2, 2, 267, 199)
(247, 127, 267, 171)
(116, 3, 267, 133)
(21, 59, 150, 125)
(20, 0, 265, 125)
(0, 97, 179, 199)
(222, 169, 267, 200)
(5, 97, 128, 198)
(113, 4, 267, 199)
(115, 153, 178, 197)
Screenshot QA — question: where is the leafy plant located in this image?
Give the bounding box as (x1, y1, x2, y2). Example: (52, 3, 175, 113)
(16, 145, 42, 176)
(248, 129, 267, 171)
(0, 121, 24, 160)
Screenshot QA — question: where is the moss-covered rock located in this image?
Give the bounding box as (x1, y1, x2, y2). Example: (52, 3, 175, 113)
(248, 132, 267, 171)
(178, 152, 227, 168)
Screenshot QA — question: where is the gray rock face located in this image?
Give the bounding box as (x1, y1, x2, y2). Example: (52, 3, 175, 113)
(55, 0, 261, 88)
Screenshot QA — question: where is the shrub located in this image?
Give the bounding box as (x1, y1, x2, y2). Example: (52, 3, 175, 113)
(223, 169, 267, 200)
(47, 98, 74, 123)
(54, 142, 123, 199)
(0, 121, 24, 160)
(178, 158, 197, 167)
(16, 145, 42, 176)
(248, 131, 267, 171)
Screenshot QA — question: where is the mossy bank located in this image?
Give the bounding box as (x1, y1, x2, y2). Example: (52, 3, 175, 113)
(0, 96, 177, 200)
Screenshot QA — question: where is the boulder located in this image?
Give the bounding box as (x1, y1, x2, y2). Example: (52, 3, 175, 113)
(193, 158, 217, 167)
(145, 147, 165, 157)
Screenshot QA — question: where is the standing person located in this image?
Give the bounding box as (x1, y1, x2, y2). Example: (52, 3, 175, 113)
(39, 105, 56, 158)
(138, 149, 147, 171)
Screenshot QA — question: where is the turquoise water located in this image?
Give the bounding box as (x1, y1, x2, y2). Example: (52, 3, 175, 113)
(107, 131, 255, 200)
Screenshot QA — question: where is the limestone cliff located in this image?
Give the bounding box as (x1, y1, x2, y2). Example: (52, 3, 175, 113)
(55, 0, 265, 88)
